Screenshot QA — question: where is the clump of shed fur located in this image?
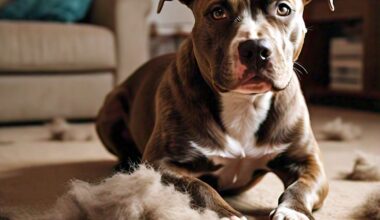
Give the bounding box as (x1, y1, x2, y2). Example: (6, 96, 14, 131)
(345, 153, 380, 181)
(10, 165, 220, 220)
(354, 189, 380, 220)
(46, 117, 93, 142)
(321, 117, 361, 141)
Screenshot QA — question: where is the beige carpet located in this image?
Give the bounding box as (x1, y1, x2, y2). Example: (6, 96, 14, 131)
(0, 106, 379, 219)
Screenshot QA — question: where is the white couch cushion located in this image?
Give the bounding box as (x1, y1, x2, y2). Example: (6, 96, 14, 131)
(0, 73, 113, 122)
(0, 21, 116, 72)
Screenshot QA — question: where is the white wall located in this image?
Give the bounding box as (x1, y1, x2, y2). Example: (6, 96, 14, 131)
(149, 0, 194, 34)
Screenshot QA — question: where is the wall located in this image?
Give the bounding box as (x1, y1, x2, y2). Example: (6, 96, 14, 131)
(148, 0, 194, 34)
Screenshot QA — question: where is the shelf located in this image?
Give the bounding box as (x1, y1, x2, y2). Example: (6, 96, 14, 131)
(304, 87, 380, 112)
(306, 87, 380, 100)
(299, 0, 380, 112)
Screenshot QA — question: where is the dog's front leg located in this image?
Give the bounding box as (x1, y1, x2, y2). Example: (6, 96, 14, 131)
(144, 158, 246, 220)
(268, 146, 328, 220)
(161, 171, 247, 220)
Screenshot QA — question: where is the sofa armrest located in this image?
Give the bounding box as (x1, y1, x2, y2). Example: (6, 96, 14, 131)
(90, 0, 152, 84)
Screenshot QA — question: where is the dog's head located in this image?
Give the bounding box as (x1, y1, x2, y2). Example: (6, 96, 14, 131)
(158, 0, 334, 94)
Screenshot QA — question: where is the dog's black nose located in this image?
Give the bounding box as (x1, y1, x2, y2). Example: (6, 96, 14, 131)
(238, 39, 272, 66)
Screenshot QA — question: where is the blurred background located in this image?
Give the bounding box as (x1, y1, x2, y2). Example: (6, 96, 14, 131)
(0, 0, 379, 219)
(0, 0, 379, 123)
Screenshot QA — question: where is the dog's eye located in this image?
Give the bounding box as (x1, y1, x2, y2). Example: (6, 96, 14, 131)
(211, 6, 228, 20)
(277, 3, 292, 16)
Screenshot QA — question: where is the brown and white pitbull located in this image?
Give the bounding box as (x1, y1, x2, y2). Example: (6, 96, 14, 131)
(96, 0, 335, 219)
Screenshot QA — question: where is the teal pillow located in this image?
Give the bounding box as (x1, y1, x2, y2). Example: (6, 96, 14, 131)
(0, 0, 92, 22)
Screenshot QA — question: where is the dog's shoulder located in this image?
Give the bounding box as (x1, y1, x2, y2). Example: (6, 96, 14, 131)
(124, 53, 177, 87)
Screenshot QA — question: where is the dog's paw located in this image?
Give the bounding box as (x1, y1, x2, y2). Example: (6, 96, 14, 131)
(270, 207, 310, 220)
(221, 216, 248, 220)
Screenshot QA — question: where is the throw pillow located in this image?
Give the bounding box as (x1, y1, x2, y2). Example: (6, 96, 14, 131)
(0, 0, 93, 22)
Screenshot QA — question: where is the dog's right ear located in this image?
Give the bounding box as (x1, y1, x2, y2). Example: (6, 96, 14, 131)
(157, 0, 193, 14)
(304, 0, 334, 11)
(326, 0, 335, 11)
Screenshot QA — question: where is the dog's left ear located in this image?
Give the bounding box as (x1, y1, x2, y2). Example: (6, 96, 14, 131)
(304, 0, 335, 11)
(327, 0, 335, 11)
(157, 0, 193, 14)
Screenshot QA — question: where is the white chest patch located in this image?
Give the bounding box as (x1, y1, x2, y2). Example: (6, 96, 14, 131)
(220, 92, 273, 158)
(190, 92, 290, 190)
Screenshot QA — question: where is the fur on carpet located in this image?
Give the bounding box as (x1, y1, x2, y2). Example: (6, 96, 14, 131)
(46, 118, 93, 142)
(9, 165, 220, 220)
(345, 153, 380, 181)
(354, 189, 380, 220)
(320, 117, 361, 141)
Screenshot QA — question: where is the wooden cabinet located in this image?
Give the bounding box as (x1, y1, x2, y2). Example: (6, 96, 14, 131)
(299, 0, 380, 110)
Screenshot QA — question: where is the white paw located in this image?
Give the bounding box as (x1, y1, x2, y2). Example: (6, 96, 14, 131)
(270, 207, 309, 220)
(221, 216, 248, 220)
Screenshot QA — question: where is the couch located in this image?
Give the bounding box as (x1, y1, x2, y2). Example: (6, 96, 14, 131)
(0, 0, 152, 123)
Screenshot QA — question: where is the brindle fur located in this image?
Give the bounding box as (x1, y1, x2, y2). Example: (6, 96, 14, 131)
(97, 0, 333, 219)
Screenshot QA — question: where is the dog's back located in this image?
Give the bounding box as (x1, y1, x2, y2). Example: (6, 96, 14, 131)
(96, 53, 176, 169)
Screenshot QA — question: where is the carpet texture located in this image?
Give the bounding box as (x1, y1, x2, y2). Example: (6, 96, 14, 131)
(0, 106, 379, 219)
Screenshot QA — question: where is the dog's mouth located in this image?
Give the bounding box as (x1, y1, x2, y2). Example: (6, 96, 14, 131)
(233, 71, 272, 94)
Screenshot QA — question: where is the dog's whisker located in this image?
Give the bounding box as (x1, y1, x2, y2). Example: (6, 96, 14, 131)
(294, 62, 307, 72)
(293, 68, 303, 80)
(306, 26, 314, 31)
(294, 62, 309, 75)
(293, 66, 303, 75)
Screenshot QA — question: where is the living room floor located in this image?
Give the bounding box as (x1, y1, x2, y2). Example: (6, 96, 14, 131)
(0, 105, 379, 219)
